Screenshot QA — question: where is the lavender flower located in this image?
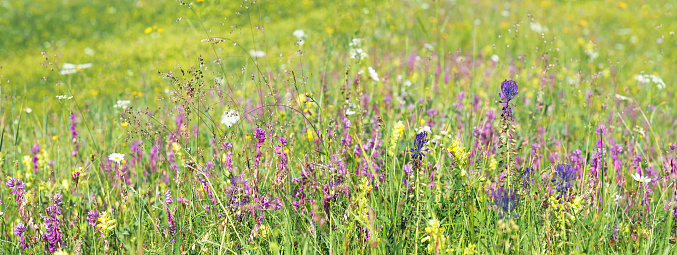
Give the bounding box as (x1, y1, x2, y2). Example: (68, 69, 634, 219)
(410, 132, 429, 161)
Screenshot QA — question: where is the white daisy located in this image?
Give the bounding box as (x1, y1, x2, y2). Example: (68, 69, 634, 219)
(108, 153, 125, 164)
(630, 173, 651, 183)
(56, 95, 73, 100)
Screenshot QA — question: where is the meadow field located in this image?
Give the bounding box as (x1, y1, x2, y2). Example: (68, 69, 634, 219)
(1, 0, 676, 254)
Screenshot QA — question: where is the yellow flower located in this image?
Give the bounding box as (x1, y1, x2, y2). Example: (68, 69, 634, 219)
(53, 250, 69, 255)
(578, 19, 588, 27)
(306, 130, 314, 140)
(172, 142, 181, 152)
(52, 135, 58, 140)
(97, 211, 117, 237)
(144, 27, 153, 34)
(121, 122, 129, 127)
(463, 244, 478, 254)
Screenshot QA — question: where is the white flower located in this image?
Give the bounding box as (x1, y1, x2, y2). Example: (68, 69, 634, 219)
(368, 67, 380, 82)
(349, 38, 363, 47)
(59, 63, 93, 75)
(84, 47, 95, 56)
(349, 48, 368, 60)
(24, 107, 32, 113)
(440, 130, 449, 135)
(56, 95, 73, 100)
(293, 30, 306, 45)
(345, 103, 357, 116)
(249, 50, 266, 58)
(491, 55, 499, 62)
(615, 94, 631, 101)
(113, 100, 131, 109)
(631, 173, 651, 183)
(430, 135, 442, 144)
(635, 74, 666, 89)
(404, 80, 412, 87)
(293, 29, 306, 39)
(396, 75, 403, 81)
(416, 126, 431, 134)
(108, 153, 125, 163)
(220, 109, 240, 127)
(530, 22, 548, 33)
(423, 43, 434, 51)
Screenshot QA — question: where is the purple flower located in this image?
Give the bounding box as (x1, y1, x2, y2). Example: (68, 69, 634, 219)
(498, 79, 519, 121)
(14, 223, 27, 236)
(6, 177, 26, 202)
(43, 201, 65, 253)
(165, 190, 173, 205)
(52, 193, 63, 205)
(70, 114, 79, 157)
(552, 164, 575, 198)
(13, 223, 29, 249)
(493, 187, 520, 218)
(410, 132, 429, 161)
(254, 128, 266, 145)
(87, 210, 100, 227)
(499, 79, 519, 103)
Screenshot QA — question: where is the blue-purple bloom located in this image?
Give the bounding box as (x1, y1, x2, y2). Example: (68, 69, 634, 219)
(410, 132, 429, 161)
(498, 79, 519, 121)
(493, 187, 520, 218)
(552, 164, 575, 198)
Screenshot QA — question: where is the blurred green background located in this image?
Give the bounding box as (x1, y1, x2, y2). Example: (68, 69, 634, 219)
(1, 0, 675, 122)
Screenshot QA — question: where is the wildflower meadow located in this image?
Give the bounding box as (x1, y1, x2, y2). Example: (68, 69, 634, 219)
(1, 0, 677, 254)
